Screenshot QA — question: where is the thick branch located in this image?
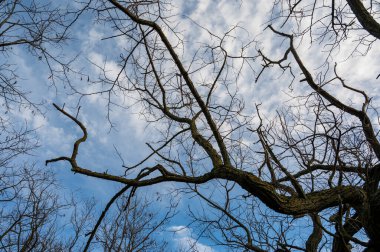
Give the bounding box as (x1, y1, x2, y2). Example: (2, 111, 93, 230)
(216, 167, 366, 216)
(306, 214, 322, 252)
(47, 104, 367, 219)
(346, 0, 380, 39)
(332, 213, 363, 252)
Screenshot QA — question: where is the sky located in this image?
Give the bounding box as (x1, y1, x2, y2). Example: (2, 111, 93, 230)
(5, 0, 380, 251)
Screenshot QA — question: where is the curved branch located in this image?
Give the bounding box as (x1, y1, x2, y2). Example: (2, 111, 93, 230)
(306, 214, 322, 252)
(346, 0, 380, 39)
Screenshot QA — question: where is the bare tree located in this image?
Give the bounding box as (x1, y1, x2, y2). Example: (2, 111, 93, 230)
(46, 1, 380, 251)
(0, 0, 78, 109)
(0, 0, 84, 171)
(0, 1, 183, 252)
(1, 165, 172, 251)
(0, 2, 92, 251)
(0, 165, 93, 251)
(95, 193, 174, 252)
(272, 0, 380, 55)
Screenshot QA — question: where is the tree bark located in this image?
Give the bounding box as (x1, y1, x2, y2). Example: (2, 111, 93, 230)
(346, 0, 380, 39)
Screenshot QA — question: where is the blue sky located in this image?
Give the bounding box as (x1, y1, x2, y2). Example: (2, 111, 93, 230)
(5, 0, 380, 251)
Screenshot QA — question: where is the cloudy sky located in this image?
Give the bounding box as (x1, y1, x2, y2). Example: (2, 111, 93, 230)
(6, 0, 380, 251)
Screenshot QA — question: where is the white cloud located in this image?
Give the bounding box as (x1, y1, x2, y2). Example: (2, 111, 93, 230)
(168, 225, 192, 236)
(167, 226, 215, 252)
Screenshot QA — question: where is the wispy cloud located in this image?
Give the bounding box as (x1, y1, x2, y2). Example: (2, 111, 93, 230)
(167, 225, 215, 252)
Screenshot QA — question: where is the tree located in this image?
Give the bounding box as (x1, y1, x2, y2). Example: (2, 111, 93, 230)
(96, 193, 173, 252)
(0, 165, 92, 251)
(1, 165, 171, 252)
(46, 1, 380, 251)
(0, 0, 80, 187)
(0, 0, 76, 109)
(0, 2, 70, 250)
(1, 2, 177, 252)
(272, 0, 380, 56)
